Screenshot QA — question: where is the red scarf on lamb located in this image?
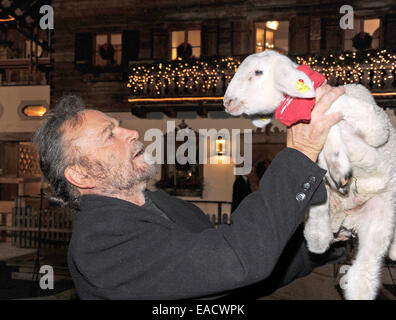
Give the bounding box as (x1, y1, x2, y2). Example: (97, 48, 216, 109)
(275, 64, 326, 127)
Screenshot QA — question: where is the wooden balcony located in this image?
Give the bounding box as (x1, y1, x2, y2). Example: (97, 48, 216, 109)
(127, 57, 238, 118)
(0, 58, 51, 86)
(298, 50, 396, 109)
(128, 51, 396, 118)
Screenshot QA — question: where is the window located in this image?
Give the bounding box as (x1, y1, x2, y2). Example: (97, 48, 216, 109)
(159, 160, 203, 197)
(344, 18, 380, 51)
(17, 100, 49, 120)
(95, 33, 122, 66)
(156, 124, 203, 197)
(22, 105, 47, 117)
(255, 21, 289, 54)
(171, 30, 201, 60)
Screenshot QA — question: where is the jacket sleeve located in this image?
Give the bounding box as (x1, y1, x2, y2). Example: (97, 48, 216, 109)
(70, 148, 328, 299)
(220, 224, 346, 299)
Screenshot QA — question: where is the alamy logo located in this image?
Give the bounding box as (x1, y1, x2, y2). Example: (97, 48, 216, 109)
(142, 121, 253, 175)
(339, 5, 354, 30)
(339, 264, 351, 290)
(39, 5, 54, 30)
(39, 265, 54, 290)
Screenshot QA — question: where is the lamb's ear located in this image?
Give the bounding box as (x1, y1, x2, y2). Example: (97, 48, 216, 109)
(274, 61, 316, 98)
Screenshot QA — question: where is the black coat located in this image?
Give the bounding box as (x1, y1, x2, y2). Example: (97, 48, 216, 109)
(231, 175, 252, 212)
(67, 148, 345, 299)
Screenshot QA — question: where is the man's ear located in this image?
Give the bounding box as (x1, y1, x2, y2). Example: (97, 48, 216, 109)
(64, 165, 96, 189)
(274, 59, 316, 98)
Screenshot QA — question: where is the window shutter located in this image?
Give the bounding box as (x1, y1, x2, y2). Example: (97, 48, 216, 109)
(201, 26, 208, 57)
(232, 21, 249, 56)
(201, 25, 218, 57)
(74, 32, 93, 66)
(218, 23, 232, 56)
(384, 14, 396, 49)
(152, 29, 169, 59)
(289, 16, 310, 55)
(122, 30, 140, 66)
(320, 18, 342, 52)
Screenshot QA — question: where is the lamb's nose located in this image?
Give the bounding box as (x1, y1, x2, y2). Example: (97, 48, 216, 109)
(224, 97, 234, 111)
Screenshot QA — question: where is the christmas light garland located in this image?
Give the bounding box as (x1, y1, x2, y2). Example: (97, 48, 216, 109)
(294, 49, 396, 88)
(128, 50, 396, 97)
(127, 57, 240, 96)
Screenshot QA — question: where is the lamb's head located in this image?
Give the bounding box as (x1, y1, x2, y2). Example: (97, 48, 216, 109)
(224, 50, 316, 117)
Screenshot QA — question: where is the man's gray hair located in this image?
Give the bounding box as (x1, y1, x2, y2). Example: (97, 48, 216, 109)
(33, 95, 86, 208)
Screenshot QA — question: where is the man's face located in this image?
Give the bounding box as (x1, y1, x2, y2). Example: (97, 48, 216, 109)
(64, 110, 156, 191)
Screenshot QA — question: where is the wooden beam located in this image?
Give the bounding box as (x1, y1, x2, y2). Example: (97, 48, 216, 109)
(197, 104, 208, 118)
(130, 106, 147, 118)
(163, 107, 177, 118)
(0, 227, 72, 233)
(0, 58, 51, 69)
(0, 132, 33, 141)
(0, 201, 14, 213)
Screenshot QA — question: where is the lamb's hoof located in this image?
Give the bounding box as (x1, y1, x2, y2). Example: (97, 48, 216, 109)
(343, 266, 379, 300)
(304, 229, 333, 254)
(334, 172, 352, 196)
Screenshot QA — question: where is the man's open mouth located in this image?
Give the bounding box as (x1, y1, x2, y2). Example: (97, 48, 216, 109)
(133, 148, 144, 159)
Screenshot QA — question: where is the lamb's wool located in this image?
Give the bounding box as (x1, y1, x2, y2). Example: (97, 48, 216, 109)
(223, 50, 396, 300)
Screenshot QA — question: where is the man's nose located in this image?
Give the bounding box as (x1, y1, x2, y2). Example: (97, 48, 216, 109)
(121, 128, 139, 144)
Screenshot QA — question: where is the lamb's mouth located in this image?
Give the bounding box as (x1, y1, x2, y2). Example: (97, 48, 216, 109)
(226, 104, 244, 115)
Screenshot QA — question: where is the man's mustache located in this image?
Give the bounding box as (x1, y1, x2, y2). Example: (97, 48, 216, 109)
(131, 140, 145, 160)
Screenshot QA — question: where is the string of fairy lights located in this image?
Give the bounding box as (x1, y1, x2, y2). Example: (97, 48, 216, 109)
(295, 49, 396, 87)
(127, 50, 396, 97)
(127, 57, 240, 96)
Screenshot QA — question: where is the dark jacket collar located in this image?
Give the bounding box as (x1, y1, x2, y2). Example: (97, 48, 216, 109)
(79, 190, 210, 233)
(146, 189, 211, 233)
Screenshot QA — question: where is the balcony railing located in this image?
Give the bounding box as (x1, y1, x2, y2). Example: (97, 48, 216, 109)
(127, 57, 239, 99)
(0, 58, 51, 86)
(296, 50, 396, 107)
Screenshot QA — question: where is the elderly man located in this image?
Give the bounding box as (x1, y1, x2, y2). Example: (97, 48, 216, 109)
(34, 86, 346, 300)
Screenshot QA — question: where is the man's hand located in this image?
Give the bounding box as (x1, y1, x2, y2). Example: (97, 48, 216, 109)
(287, 84, 345, 162)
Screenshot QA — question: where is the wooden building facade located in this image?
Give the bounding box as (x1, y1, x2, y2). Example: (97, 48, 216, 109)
(51, 0, 396, 111)
(1, 0, 396, 221)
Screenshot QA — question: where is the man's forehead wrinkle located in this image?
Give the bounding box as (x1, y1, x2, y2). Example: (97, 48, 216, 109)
(60, 110, 100, 152)
(61, 110, 119, 156)
(66, 109, 86, 129)
(58, 110, 88, 140)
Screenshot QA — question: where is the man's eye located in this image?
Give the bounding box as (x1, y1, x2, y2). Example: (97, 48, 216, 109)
(255, 70, 263, 76)
(108, 132, 114, 139)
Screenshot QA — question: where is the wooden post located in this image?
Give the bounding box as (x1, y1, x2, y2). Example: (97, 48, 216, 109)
(27, 206, 32, 248)
(17, 204, 22, 248)
(217, 202, 222, 225)
(12, 207, 16, 247)
(21, 207, 26, 248)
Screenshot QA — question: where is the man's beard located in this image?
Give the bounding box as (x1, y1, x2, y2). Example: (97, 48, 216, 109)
(92, 141, 157, 192)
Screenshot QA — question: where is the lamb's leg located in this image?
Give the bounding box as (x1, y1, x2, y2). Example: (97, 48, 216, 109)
(330, 86, 391, 148)
(323, 124, 352, 194)
(304, 189, 334, 254)
(337, 121, 388, 195)
(388, 221, 396, 261)
(343, 193, 395, 300)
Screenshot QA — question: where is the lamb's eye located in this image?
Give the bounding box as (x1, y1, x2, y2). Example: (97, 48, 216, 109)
(255, 70, 263, 76)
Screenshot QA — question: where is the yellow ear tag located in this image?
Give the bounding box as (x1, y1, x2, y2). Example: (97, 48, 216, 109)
(295, 79, 311, 92)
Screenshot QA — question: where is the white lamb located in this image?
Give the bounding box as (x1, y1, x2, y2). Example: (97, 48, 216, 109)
(223, 50, 396, 300)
